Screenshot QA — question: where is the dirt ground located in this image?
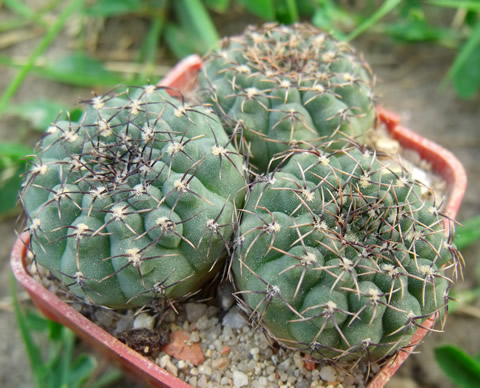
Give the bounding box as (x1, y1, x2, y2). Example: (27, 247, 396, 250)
(0, 10, 479, 388)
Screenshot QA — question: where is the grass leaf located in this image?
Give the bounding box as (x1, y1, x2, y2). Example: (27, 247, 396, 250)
(446, 19, 480, 98)
(68, 355, 97, 388)
(204, 0, 230, 13)
(164, 24, 200, 58)
(0, 0, 84, 118)
(346, 0, 402, 41)
(238, 0, 275, 20)
(0, 143, 32, 215)
(455, 215, 480, 250)
(46, 52, 128, 86)
(8, 99, 69, 131)
(427, 1, 480, 10)
(10, 275, 45, 388)
(435, 345, 480, 388)
(84, 0, 143, 17)
(173, 0, 219, 54)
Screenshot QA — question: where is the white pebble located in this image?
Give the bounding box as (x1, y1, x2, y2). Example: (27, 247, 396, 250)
(222, 306, 247, 329)
(320, 365, 338, 382)
(233, 370, 249, 387)
(197, 374, 208, 388)
(190, 331, 201, 343)
(199, 364, 212, 376)
(132, 313, 155, 330)
(185, 303, 208, 322)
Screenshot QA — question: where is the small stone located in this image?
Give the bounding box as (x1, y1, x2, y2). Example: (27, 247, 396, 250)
(94, 310, 114, 327)
(190, 331, 201, 343)
(212, 357, 230, 370)
(222, 306, 247, 329)
(220, 345, 231, 355)
(205, 305, 220, 318)
(132, 313, 155, 330)
(165, 360, 178, 377)
(177, 360, 188, 370)
(198, 364, 212, 376)
(233, 370, 249, 387)
(220, 377, 231, 385)
(197, 374, 208, 388)
(303, 354, 316, 371)
(185, 303, 208, 322)
(161, 330, 205, 366)
(114, 312, 133, 333)
(320, 365, 337, 382)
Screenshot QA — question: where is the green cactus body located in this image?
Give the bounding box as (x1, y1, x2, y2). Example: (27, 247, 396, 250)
(199, 23, 376, 172)
(21, 86, 246, 309)
(232, 146, 459, 361)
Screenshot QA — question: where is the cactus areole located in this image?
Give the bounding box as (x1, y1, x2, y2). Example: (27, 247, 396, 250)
(200, 23, 376, 172)
(232, 146, 461, 362)
(21, 86, 246, 309)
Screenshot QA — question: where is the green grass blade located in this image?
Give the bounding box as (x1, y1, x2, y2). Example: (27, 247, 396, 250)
(346, 0, 402, 41)
(8, 99, 69, 131)
(0, 0, 84, 118)
(3, 0, 49, 28)
(87, 368, 123, 388)
(284, 0, 300, 23)
(446, 19, 480, 98)
(238, 0, 275, 20)
(10, 275, 45, 388)
(173, 0, 219, 53)
(0, 142, 32, 216)
(448, 19, 480, 76)
(204, 0, 230, 13)
(435, 345, 480, 388)
(427, 1, 480, 10)
(137, 13, 165, 79)
(164, 23, 199, 58)
(84, 0, 143, 17)
(68, 354, 97, 388)
(455, 215, 480, 250)
(448, 288, 480, 314)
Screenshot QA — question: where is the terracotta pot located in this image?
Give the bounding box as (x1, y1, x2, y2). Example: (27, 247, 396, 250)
(11, 55, 467, 388)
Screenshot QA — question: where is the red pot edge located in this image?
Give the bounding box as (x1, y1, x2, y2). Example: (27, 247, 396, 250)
(10, 56, 468, 388)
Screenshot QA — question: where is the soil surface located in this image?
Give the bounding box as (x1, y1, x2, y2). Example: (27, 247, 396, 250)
(1, 6, 479, 388)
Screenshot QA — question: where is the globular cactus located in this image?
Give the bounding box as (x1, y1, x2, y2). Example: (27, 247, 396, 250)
(232, 145, 460, 361)
(21, 86, 246, 309)
(199, 23, 376, 172)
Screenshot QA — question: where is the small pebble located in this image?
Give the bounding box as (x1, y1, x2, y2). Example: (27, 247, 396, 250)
(133, 313, 155, 330)
(222, 306, 247, 329)
(212, 357, 230, 370)
(320, 365, 337, 382)
(114, 312, 133, 333)
(233, 370, 249, 387)
(185, 303, 208, 322)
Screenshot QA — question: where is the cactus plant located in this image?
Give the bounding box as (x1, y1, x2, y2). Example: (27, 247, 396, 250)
(232, 144, 461, 362)
(20, 85, 246, 309)
(199, 23, 376, 172)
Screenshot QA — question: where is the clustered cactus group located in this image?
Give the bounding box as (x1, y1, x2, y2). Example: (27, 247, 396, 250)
(20, 23, 461, 365)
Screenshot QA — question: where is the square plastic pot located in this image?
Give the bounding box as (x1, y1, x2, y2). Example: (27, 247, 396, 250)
(11, 55, 467, 388)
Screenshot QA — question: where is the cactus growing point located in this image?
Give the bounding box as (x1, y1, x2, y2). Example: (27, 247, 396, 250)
(200, 23, 376, 172)
(20, 86, 246, 309)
